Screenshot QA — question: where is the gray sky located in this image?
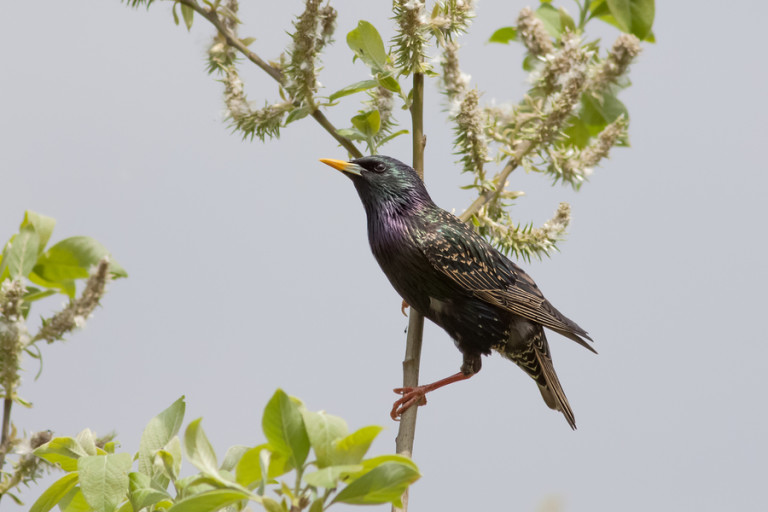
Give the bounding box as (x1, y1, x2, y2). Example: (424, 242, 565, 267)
(2, 1, 766, 511)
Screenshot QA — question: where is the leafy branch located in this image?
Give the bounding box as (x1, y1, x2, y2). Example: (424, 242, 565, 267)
(0, 211, 126, 504)
(31, 390, 420, 512)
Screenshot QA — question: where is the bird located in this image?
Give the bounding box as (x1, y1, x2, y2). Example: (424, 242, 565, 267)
(319, 155, 596, 429)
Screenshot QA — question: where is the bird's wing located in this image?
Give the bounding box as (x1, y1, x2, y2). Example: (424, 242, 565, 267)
(416, 211, 595, 351)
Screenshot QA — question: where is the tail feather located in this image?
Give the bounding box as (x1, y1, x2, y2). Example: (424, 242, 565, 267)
(502, 328, 577, 429)
(534, 345, 576, 430)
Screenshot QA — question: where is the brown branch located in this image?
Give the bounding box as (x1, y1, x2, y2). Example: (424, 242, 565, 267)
(176, 0, 362, 157)
(393, 71, 425, 512)
(459, 140, 534, 222)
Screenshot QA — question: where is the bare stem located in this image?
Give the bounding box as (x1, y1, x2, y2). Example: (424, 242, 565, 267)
(0, 397, 13, 502)
(176, 0, 361, 157)
(393, 71, 425, 512)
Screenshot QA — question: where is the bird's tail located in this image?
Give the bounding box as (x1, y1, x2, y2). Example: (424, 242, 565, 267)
(503, 330, 577, 430)
(534, 344, 577, 430)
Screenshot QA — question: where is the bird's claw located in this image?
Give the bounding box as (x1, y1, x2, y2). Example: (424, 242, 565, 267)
(390, 387, 428, 420)
(400, 300, 410, 317)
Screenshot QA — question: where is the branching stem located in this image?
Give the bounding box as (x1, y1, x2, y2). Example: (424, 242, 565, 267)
(176, 0, 362, 158)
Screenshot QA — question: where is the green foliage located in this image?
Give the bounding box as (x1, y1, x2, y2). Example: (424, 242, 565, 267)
(32, 390, 420, 512)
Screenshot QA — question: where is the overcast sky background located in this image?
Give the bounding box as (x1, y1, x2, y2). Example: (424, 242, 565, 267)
(1, 1, 766, 511)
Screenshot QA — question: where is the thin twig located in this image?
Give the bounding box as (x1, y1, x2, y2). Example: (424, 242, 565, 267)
(459, 140, 533, 222)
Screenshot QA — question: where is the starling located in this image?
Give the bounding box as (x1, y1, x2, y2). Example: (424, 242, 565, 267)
(320, 155, 596, 429)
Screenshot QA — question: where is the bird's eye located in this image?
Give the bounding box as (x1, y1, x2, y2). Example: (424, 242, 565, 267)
(373, 163, 386, 173)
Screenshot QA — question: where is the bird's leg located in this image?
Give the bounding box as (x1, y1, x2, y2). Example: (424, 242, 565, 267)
(401, 300, 410, 317)
(391, 372, 474, 420)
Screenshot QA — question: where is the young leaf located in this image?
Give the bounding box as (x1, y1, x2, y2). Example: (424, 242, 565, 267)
(235, 444, 291, 487)
(375, 74, 401, 94)
(128, 472, 173, 511)
(329, 80, 378, 102)
(180, 3, 194, 30)
(166, 489, 253, 512)
(34, 236, 128, 284)
(221, 445, 250, 472)
(28, 270, 76, 297)
(536, 4, 564, 38)
(606, 0, 654, 39)
(331, 461, 421, 507)
(59, 487, 92, 512)
(346, 21, 389, 71)
(183, 418, 220, 477)
(29, 472, 80, 512)
(138, 396, 186, 478)
(300, 410, 348, 468)
(580, 92, 628, 135)
(489, 26, 517, 44)
(21, 210, 56, 254)
(34, 437, 91, 471)
(1, 225, 40, 279)
(262, 389, 310, 469)
(78, 453, 132, 512)
(303, 464, 362, 488)
(331, 426, 383, 466)
(351, 110, 381, 137)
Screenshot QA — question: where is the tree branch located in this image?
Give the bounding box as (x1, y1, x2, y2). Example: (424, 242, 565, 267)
(176, 0, 362, 157)
(393, 71, 425, 512)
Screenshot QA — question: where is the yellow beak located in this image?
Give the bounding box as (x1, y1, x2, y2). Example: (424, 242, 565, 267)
(319, 158, 362, 176)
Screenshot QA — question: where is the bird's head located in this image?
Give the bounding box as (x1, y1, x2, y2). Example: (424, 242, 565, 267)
(319, 155, 432, 213)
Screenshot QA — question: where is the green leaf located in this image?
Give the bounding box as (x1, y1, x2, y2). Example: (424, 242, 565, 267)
(180, 3, 194, 30)
(23, 286, 57, 303)
(332, 461, 420, 507)
(606, 0, 654, 39)
(129, 471, 173, 511)
(221, 445, 250, 472)
(580, 91, 628, 135)
(301, 410, 348, 468)
(346, 21, 389, 71)
(336, 128, 367, 142)
(262, 390, 310, 469)
(138, 397, 186, 478)
(489, 26, 517, 44)
(240, 37, 256, 46)
(153, 436, 182, 482)
(21, 210, 56, 253)
(1, 225, 40, 279)
(183, 418, 219, 477)
(329, 80, 378, 102)
(235, 444, 291, 487)
(535, 4, 563, 38)
(303, 464, 362, 488)
(309, 497, 324, 512)
(59, 487, 92, 512)
(351, 110, 381, 137)
(262, 497, 282, 512)
(29, 472, 80, 512)
(28, 270, 76, 297)
(563, 116, 592, 148)
(559, 7, 576, 32)
(284, 105, 312, 125)
(332, 426, 383, 466)
(166, 489, 252, 512)
(34, 437, 91, 471)
(375, 74, 401, 94)
(34, 236, 127, 285)
(78, 453, 132, 512)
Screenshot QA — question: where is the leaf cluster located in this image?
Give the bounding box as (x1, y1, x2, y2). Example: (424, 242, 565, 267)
(31, 390, 420, 512)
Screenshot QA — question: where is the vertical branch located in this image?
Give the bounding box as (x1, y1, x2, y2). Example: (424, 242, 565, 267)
(393, 71, 425, 512)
